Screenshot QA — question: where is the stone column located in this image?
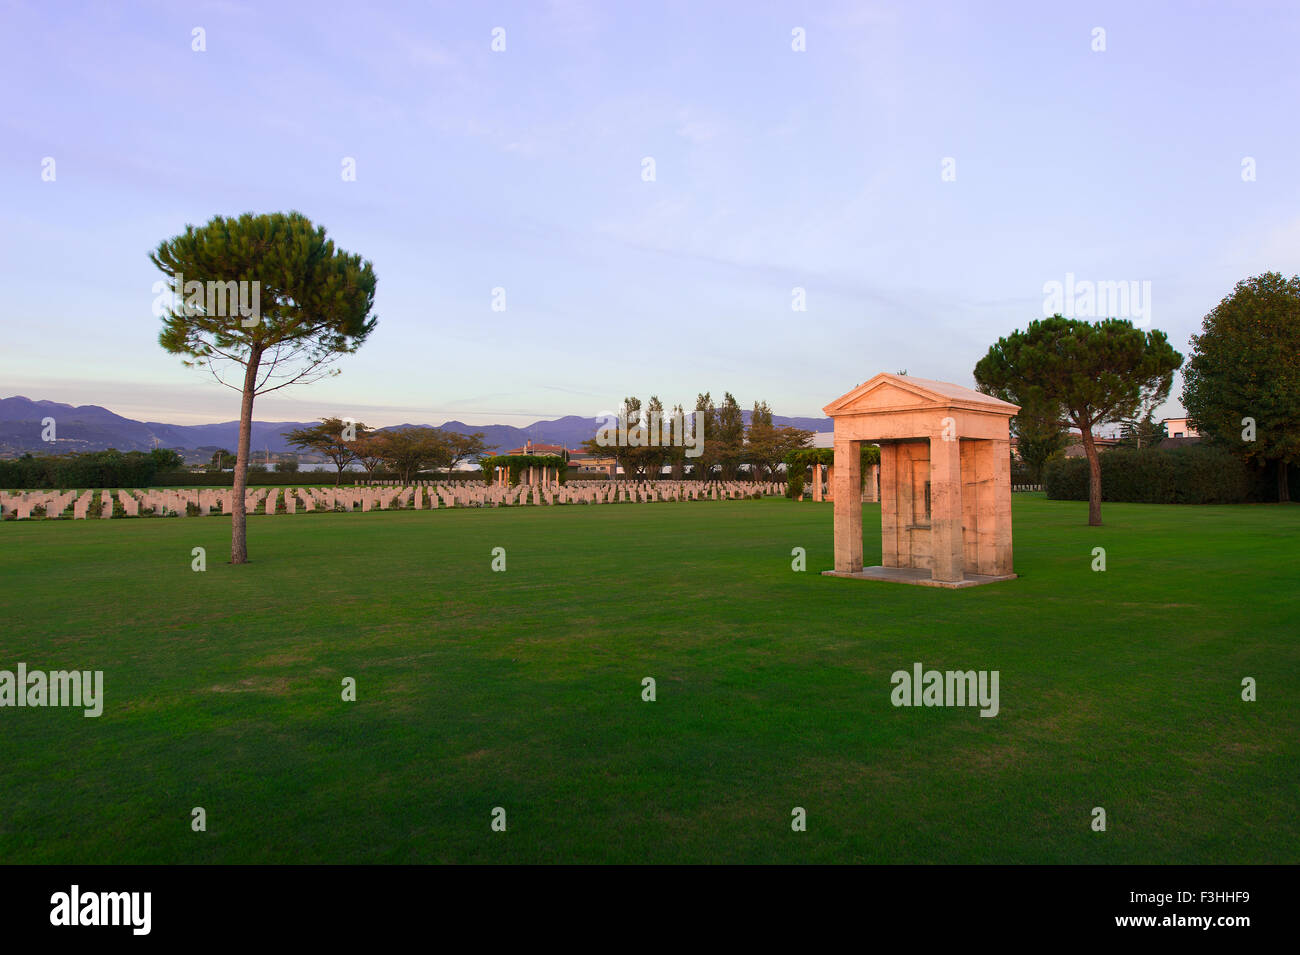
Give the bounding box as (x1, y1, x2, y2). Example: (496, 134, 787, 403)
(832, 439, 862, 573)
(991, 438, 1013, 575)
(879, 445, 899, 567)
(972, 440, 996, 575)
(812, 463, 823, 502)
(929, 434, 964, 583)
(825, 464, 835, 502)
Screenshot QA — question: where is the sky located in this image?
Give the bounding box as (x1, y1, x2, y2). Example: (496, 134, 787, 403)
(2, 0, 1297, 426)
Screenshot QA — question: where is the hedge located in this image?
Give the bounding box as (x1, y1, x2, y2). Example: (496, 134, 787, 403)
(151, 469, 359, 487)
(1247, 459, 1300, 502)
(0, 450, 175, 489)
(785, 446, 881, 469)
(151, 468, 492, 488)
(1043, 445, 1257, 504)
(1010, 458, 1037, 487)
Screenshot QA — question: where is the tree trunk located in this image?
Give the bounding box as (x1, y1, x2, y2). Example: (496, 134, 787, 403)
(1079, 424, 1103, 525)
(231, 348, 263, 564)
(1280, 460, 1291, 504)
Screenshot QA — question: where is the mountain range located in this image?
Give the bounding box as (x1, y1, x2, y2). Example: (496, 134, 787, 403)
(0, 396, 832, 457)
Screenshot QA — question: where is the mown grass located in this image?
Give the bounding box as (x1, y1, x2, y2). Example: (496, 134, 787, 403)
(0, 494, 1295, 863)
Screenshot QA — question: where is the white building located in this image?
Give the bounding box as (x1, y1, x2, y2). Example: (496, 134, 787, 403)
(1161, 417, 1199, 439)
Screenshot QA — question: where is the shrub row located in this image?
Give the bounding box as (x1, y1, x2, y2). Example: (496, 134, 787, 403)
(1043, 445, 1266, 504)
(150, 468, 486, 487)
(0, 450, 176, 489)
(152, 469, 355, 487)
(1010, 458, 1037, 487)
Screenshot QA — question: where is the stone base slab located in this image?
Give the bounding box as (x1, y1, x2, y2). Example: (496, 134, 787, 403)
(821, 566, 1017, 589)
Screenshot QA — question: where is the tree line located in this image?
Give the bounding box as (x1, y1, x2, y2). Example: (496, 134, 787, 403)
(284, 418, 492, 485)
(975, 271, 1300, 524)
(579, 393, 814, 481)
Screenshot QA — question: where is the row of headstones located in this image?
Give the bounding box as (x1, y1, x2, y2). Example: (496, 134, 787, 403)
(1, 488, 268, 519)
(110, 488, 264, 519)
(395, 481, 787, 508)
(2, 487, 406, 518)
(360, 479, 482, 486)
(299, 482, 785, 509)
(2, 481, 788, 519)
(359, 478, 784, 492)
(1, 489, 79, 519)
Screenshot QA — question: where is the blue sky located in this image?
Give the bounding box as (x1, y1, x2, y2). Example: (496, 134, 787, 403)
(2, 0, 1297, 426)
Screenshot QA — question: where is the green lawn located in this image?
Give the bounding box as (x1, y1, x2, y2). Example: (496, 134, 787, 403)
(1, 495, 1296, 863)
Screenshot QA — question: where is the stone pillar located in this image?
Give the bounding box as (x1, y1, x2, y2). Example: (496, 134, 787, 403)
(991, 438, 1013, 576)
(832, 440, 862, 573)
(825, 464, 835, 501)
(879, 445, 899, 567)
(812, 463, 823, 502)
(929, 434, 964, 583)
(972, 440, 996, 575)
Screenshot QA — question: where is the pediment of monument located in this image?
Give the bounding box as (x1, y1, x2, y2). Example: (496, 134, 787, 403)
(823, 373, 1019, 417)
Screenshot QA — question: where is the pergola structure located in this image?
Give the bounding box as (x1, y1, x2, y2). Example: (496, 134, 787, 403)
(491, 463, 561, 488)
(820, 373, 1019, 588)
(811, 459, 879, 503)
(490, 440, 566, 487)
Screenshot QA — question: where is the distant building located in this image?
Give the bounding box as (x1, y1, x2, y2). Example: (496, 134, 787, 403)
(504, 440, 567, 457)
(505, 439, 616, 478)
(1062, 430, 1122, 458)
(1161, 416, 1199, 439)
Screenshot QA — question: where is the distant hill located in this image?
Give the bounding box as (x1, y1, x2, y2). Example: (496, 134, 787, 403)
(0, 397, 319, 456)
(0, 396, 832, 456)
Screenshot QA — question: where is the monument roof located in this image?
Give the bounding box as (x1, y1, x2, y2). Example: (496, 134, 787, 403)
(823, 373, 1019, 417)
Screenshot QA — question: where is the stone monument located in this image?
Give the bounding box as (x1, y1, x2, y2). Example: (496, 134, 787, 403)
(821, 373, 1019, 588)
